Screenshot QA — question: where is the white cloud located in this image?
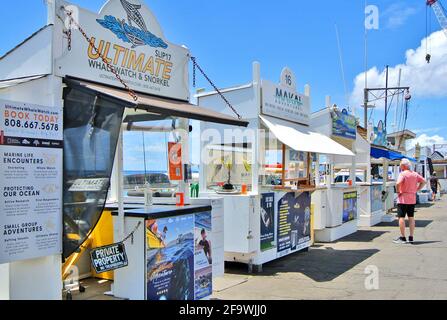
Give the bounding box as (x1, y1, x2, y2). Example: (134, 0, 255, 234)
(382, 4, 418, 29)
(413, 127, 447, 135)
(408, 134, 447, 149)
(350, 31, 447, 109)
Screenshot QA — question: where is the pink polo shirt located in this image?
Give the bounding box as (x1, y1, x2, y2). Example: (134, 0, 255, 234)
(397, 170, 426, 205)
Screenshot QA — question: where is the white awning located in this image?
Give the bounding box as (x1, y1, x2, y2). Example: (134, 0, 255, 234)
(260, 115, 355, 156)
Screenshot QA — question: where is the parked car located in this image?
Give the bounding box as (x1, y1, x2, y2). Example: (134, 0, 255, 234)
(334, 172, 363, 184)
(125, 173, 177, 197)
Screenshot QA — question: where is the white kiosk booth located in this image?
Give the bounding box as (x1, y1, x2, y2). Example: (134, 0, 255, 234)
(0, 0, 247, 300)
(352, 129, 387, 227)
(310, 106, 361, 242)
(352, 121, 411, 227)
(197, 63, 354, 271)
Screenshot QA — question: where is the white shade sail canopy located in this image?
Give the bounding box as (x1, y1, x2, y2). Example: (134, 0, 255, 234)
(260, 116, 355, 157)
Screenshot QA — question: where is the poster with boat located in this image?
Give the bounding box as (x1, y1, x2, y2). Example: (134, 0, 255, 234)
(277, 192, 311, 255)
(194, 211, 213, 300)
(332, 109, 357, 140)
(146, 215, 195, 300)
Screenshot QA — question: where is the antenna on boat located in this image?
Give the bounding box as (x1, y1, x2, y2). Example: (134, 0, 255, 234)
(335, 23, 350, 112)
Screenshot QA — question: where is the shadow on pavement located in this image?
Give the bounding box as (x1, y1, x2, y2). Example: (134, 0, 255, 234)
(225, 247, 379, 282)
(376, 220, 433, 228)
(330, 230, 389, 243)
(409, 241, 442, 246)
(416, 203, 435, 209)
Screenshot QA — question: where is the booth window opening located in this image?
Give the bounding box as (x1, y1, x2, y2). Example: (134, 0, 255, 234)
(123, 119, 194, 199)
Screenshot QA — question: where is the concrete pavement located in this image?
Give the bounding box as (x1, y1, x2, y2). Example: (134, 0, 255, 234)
(214, 196, 447, 300)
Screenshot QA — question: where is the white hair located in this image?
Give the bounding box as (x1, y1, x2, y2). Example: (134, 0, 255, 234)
(400, 158, 412, 169)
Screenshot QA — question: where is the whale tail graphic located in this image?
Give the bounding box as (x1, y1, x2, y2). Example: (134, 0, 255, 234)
(120, 0, 148, 32)
(97, 0, 168, 49)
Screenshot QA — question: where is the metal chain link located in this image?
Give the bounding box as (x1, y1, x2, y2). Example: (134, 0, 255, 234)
(121, 221, 143, 244)
(191, 56, 242, 120)
(77, 220, 142, 252)
(192, 60, 196, 88)
(67, 18, 72, 51)
(62, 7, 138, 102)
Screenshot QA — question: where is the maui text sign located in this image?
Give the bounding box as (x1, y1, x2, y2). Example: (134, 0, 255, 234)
(262, 68, 310, 126)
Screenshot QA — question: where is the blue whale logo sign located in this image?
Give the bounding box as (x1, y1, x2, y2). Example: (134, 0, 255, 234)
(96, 0, 168, 49)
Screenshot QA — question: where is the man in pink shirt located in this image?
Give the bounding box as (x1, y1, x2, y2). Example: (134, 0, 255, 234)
(394, 159, 426, 244)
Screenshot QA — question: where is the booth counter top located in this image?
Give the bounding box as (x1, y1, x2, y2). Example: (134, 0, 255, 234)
(110, 204, 212, 220)
(329, 184, 358, 190)
(356, 182, 383, 187)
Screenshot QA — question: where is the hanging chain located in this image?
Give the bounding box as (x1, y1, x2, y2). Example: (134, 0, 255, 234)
(77, 220, 142, 252)
(61, 7, 138, 102)
(190, 56, 242, 120)
(121, 221, 143, 244)
(192, 60, 196, 88)
(67, 17, 72, 51)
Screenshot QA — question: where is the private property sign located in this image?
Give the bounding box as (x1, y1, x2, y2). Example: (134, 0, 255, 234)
(90, 242, 128, 274)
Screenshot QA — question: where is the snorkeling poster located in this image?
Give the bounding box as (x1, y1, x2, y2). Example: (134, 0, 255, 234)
(260, 193, 275, 252)
(194, 211, 213, 300)
(146, 215, 195, 301)
(277, 192, 311, 255)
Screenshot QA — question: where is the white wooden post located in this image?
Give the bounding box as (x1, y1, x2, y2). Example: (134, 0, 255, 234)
(115, 128, 125, 240)
(178, 118, 191, 204)
(315, 154, 321, 186)
(253, 61, 262, 194)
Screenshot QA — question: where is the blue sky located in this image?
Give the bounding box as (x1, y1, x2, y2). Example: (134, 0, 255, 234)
(1, 0, 446, 170)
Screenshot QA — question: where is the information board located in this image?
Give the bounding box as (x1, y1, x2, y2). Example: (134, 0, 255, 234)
(0, 99, 63, 264)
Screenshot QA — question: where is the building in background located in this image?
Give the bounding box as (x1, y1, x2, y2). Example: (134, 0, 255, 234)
(387, 130, 416, 154)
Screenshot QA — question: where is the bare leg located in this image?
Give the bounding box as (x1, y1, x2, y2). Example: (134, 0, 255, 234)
(409, 217, 415, 238)
(399, 218, 406, 238)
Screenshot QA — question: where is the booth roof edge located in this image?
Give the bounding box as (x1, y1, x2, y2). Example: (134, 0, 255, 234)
(0, 25, 53, 62)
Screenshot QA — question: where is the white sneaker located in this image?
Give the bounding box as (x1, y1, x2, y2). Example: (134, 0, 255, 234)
(393, 237, 407, 244)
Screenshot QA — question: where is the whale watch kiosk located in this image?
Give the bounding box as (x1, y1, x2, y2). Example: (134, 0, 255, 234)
(0, 0, 247, 300)
(197, 63, 354, 271)
(310, 103, 362, 241)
